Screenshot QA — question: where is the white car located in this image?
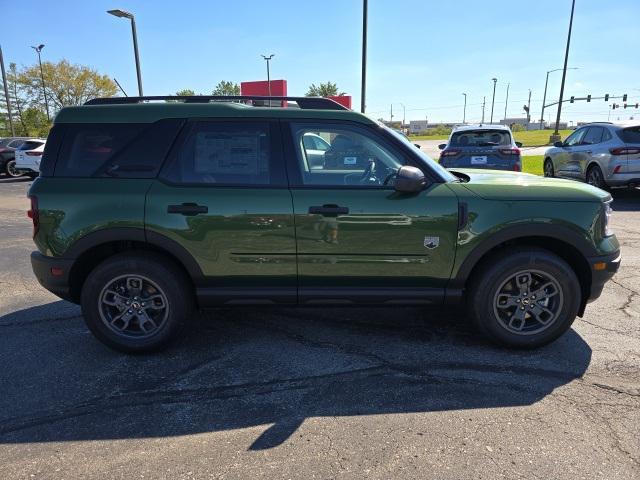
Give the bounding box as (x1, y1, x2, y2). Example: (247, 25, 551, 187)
(14, 139, 46, 177)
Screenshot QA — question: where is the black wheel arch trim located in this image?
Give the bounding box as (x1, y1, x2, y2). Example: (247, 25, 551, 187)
(62, 227, 205, 283)
(448, 223, 598, 290)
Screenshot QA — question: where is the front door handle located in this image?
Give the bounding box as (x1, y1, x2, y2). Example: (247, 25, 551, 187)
(167, 203, 208, 216)
(308, 204, 349, 215)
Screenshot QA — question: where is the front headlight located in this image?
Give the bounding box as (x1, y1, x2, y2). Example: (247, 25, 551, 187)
(602, 201, 613, 237)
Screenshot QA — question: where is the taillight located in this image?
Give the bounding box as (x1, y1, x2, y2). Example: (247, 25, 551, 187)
(512, 163, 521, 172)
(26, 151, 41, 156)
(613, 165, 622, 174)
(440, 149, 461, 158)
(610, 147, 640, 155)
(499, 148, 521, 155)
(27, 196, 39, 238)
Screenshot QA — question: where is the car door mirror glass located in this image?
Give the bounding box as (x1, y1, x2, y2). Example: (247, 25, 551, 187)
(515, 141, 523, 148)
(394, 166, 427, 193)
(438, 143, 446, 150)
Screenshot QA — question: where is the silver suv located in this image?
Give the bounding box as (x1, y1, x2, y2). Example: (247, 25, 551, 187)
(543, 121, 640, 189)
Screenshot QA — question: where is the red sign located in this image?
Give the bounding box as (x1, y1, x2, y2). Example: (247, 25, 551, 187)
(240, 80, 288, 97)
(328, 95, 352, 109)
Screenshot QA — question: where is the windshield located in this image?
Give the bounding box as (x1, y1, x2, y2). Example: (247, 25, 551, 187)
(383, 125, 457, 182)
(450, 129, 512, 147)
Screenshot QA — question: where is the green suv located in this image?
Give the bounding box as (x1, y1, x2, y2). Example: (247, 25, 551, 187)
(28, 96, 620, 352)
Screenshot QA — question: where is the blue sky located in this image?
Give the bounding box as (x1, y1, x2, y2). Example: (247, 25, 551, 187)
(3, 0, 639, 124)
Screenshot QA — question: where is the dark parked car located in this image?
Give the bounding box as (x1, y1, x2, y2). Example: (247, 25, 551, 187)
(0, 137, 30, 177)
(439, 125, 522, 171)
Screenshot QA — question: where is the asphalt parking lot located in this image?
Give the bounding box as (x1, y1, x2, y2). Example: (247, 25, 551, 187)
(0, 176, 638, 479)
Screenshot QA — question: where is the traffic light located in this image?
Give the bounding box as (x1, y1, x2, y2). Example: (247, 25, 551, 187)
(612, 104, 618, 110)
(604, 94, 609, 101)
(636, 104, 639, 109)
(623, 94, 628, 102)
(587, 95, 591, 102)
(624, 103, 628, 109)
(570, 96, 575, 103)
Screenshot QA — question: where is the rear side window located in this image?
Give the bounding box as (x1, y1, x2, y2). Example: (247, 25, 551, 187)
(618, 127, 640, 144)
(161, 121, 272, 185)
(582, 127, 604, 145)
(54, 120, 183, 178)
(450, 129, 511, 147)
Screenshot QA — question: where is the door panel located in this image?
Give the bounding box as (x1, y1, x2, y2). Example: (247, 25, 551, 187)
(291, 184, 459, 293)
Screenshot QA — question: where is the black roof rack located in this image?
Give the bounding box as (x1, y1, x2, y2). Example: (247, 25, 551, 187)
(84, 95, 349, 110)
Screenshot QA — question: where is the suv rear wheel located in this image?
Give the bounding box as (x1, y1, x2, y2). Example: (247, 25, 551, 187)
(586, 164, 606, 190)
(80, 252, 194, 352)
(468, 248, 580, 348)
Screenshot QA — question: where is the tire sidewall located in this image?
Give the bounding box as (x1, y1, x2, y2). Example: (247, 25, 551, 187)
(544, 158, 554, 177)
(81, 253, 192, 352)
(470, 249, 580, 348)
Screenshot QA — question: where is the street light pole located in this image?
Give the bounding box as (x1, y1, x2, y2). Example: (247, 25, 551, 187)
(462, 93, 467, 124)
(540, 67, 578, 130)
(481, 96, 486, 124)
(261, 54, 274, 97)
(107, 9, 143, 96)
(360, 0, 368, 113)
(503, 82, 510, 121)
(553, 0, 576, 140)
(0, 45, 14, 135)
(490, 77, 497, 124)
(31, 44, 50, 122)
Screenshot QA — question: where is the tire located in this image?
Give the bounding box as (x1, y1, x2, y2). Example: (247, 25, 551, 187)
(543, 158, 554, 178)
(467, 247, 581, 349)
(27, 172, 38, 179)
(586, 164, 607, 190)
(80, 252, 195, 353)
(5, 159, 23, 178)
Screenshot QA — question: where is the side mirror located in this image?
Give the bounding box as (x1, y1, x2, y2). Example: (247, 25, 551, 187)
(394, 166, 427, 193)
(414, 143, 422, 149)
(553, 141, 564, 148)
(515, 141, 523, 148)
(438, 143, 447, 150)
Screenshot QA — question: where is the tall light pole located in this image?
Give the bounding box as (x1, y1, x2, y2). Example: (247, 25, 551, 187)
(481, 96, 486, 124)
(0, 45, 14, 135)
(108, 9, 143, 96)
(552, 0, 576, 141)
(503, 82, 510, 121)
(360, 0, 368, 113)
(462, 93, 467, 124)
(393, 103, 405, 128)
(31, 44, 50, 122)
(490, 77, 497, 124)
(261, 54, 274, 97)
(540, 67, 578, 129)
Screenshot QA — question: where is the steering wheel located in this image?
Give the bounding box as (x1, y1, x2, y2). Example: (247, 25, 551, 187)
(359, 159, 377, 184)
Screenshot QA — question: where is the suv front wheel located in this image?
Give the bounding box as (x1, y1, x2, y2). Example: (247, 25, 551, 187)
(468, 248, 581, 348)
(81, 252, 194, 352)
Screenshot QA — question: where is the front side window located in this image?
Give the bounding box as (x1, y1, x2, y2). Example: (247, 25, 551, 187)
(162, 121, 271, 185)
(290, 123, 409, 187)
(564, 128, 587, 146)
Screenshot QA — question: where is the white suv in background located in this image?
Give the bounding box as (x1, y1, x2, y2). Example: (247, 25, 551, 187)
(14, 139, 46, 178)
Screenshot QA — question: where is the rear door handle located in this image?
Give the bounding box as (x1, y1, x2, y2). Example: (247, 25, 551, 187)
(308, 204, 349, 215)
(167, 203, 208, 216)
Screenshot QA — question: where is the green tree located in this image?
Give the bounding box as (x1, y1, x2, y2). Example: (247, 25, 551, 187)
(212, 81, 240, 96)
(306, 81, 344, 97)
(175, 89, 196, 96)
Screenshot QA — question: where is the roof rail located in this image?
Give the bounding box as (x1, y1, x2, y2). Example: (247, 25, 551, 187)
(84, 95, 349, 110)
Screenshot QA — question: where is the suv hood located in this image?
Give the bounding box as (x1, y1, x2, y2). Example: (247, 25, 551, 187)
(451, 169, 611, 202)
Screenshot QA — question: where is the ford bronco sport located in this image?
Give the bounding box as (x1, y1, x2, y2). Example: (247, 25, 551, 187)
(28, 95, 620, 352)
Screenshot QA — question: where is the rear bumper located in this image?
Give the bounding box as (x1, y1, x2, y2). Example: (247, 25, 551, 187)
(31, 251, 76, 303)
(586, 250, 621, 302)
(605, 173, 640, 188)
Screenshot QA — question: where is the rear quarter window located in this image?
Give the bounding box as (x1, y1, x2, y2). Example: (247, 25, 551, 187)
(19, 141, 44, 150)
(53, 120, 183, 178)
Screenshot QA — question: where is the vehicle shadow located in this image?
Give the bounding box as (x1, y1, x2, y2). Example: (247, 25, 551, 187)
(0, 175, 32, 184)
(611, 188, 640, 211)
(0, 301, 592, 450)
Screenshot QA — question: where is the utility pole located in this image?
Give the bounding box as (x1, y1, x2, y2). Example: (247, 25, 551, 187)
(552, 0, 576, 142)
(31, 44, 50, 121)
(503, 83, 510, 121)
(527, 89, 532, 123)
(390, 104, 393, 123)
(481, 96, 486, 124)
(360, 0, 368, 113)
(490, 78, 497, 123)
(0, 45, 14, 136)
(462, 92, 467, 124)
(261, 54, 274, 97)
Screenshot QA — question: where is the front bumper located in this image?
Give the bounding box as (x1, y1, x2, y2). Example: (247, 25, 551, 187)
(31, 251, 75, 303)
(586, 250, 621, 302)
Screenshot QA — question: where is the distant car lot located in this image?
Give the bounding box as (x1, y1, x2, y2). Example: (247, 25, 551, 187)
(0, 176, 638, 478)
